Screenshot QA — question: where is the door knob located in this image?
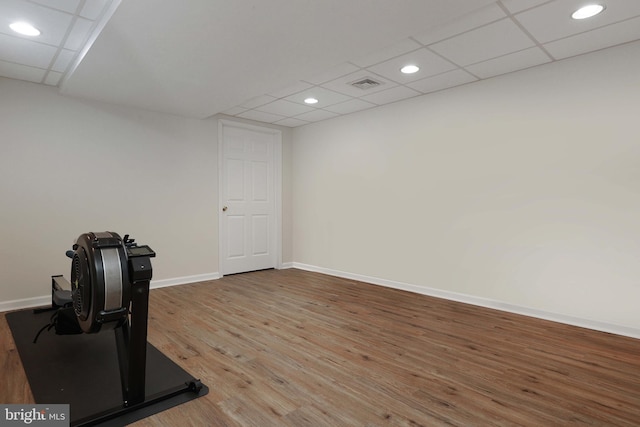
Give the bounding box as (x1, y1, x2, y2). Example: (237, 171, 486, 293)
(222, 206, 228, 212)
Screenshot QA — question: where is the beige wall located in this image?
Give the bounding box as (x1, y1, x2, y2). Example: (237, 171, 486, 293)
(3, 39, 638, 333)
(291, 41, 640, 331)
(0, 78, 220, 302)
(0, 79, 292, 305)
(0, 78, 291, 308)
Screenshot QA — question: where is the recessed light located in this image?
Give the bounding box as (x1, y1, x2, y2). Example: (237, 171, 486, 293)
(400, 65, 420, 74)
(9, 21, 41, 36)
(304, 97, 319, 105)
(571, 4, 605, 20)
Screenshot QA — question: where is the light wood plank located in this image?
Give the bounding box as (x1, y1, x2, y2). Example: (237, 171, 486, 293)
(0, 315, 33, 403)
(2, 268, 640, 426)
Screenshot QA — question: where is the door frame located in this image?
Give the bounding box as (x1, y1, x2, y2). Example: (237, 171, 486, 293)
(217, 119, 282, 276)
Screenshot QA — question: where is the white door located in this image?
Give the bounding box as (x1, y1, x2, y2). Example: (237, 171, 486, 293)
(219, 120, 281, 275)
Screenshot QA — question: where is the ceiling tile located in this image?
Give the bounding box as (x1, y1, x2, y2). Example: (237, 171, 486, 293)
(0, 0, 74, 46)
(284, 86, 352, 108)
(350, 38, 422, 68)
(323, 98, 377, 115)
(30, 0, 81, 14)
(304, 62, 361, 85)
(431, 18, 534, 66)
(222, 106, 248, 116)
(0, 33, 57, 68)
(366, 47, 457, 83)
(413, 3, 506, 45)
(294, 109, 339, 123)
(44, 70, 63, 85)
(64, 17, 93, 50)
(543, 15, 640, 60)
(241, 95, 277, 109)
(273, 117, 309, 127)
(407, 69, 477, 94)
(502, 0, 549, 13)
(80, 0, 109, 20)
(256, 99, 315, 116)
(320, 70, 398, 98)
(514, 0, 640, 44)
(238, 110, 285, 124)
(360, 85, 421, 105)
(501, 0, 549, 14)
(268, 81, 313, 99)
(430, 18, 536, 66)
(52, 49, 75, 72)
(0, 59, 45, 83)
(465, 46, 551, 79)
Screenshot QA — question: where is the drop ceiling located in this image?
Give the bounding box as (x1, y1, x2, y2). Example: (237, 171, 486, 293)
(0, 0, 118, 87)
(2, 0, 640, 127)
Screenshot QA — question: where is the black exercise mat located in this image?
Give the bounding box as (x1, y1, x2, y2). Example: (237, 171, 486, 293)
(6, 307, 208, 426)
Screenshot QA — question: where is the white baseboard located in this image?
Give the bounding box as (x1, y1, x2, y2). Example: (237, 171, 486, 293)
(0, 295, 51, 313)
(291, 262, 640, 340)
(0, 272, 221, 313)
(150, 272, 221, 289)
(5, 266, 638, 340)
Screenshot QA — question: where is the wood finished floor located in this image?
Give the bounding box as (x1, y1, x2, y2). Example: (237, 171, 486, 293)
(2, 268, 640, 426)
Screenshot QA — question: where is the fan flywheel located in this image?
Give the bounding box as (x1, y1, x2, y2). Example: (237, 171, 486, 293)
(70, 232, 131, 333)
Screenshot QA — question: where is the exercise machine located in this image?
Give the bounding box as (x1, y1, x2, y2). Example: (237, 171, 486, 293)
(34, 232, 205, 426)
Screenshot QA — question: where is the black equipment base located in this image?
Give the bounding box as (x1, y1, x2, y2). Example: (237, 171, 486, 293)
(6, 308, 208, 426)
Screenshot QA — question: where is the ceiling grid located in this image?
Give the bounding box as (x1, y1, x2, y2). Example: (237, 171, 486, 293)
(1, 0, 639, 126)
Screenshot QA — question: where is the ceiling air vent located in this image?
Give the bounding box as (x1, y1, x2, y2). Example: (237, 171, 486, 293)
(350, 77, 383, 90)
